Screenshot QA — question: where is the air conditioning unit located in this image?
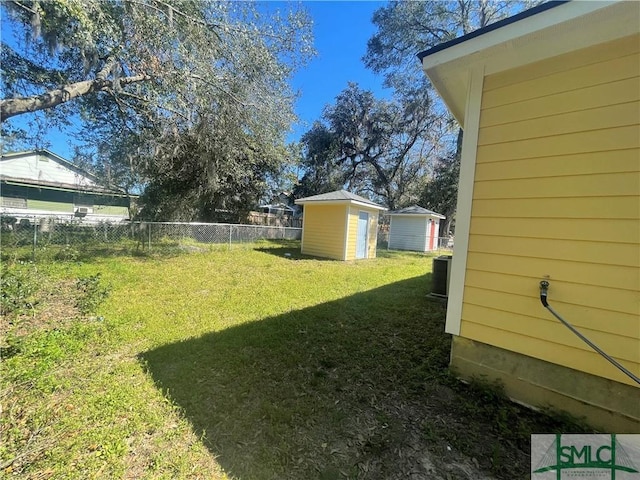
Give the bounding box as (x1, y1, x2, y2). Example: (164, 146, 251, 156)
(431, 255, 452, 298)
(74, 207, 89, 217)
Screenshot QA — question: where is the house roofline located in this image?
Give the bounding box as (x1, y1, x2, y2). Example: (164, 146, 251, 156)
(1, 149, 100, 183)
(387, 212, 445, 219)
(295, 189, 386, 210)
(295, 199, 387, 211)
(416, 1, 569, 62)
(1, 177, 136, 198)
(418, 0, 635, 125)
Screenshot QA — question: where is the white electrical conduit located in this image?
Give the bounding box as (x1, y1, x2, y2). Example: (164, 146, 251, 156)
(539, 280, 640, 385)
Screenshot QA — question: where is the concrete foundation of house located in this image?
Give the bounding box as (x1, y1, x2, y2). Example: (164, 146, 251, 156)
(450, 336, 640, 433)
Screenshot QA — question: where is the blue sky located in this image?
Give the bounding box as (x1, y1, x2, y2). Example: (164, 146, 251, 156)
(288, 1, 391, 141)
(4, 1, 393, 159)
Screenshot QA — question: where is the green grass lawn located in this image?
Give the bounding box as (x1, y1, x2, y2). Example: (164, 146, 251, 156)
(1, 240, 591, 479)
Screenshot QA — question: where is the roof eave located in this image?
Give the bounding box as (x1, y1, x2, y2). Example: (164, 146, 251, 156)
(416, 1, 568, 63)
(295, 199, 386, 211)
(388, 212, 445, 219)
(418, 1, 634, 127)
(1, 178, 133, 197)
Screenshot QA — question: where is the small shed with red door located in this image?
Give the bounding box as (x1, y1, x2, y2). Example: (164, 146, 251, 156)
(387, 205, 445, 252)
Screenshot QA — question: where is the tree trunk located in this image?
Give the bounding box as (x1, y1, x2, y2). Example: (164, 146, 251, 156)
(439, 128, 463, 238)
(455, 127, 463, 161)
(440, 216, 453, 238)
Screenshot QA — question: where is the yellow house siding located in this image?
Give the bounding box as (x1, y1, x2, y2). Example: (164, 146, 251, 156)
(459, 322, 637, 387)
(465, 252, 638, 291)
(467, 236, 638, 271)
(301, 204, 347, 260)
(480, 77, 640, 128)
(481, 35, 640, 92)
(474, 149, 640, 182)
(478, 102, 638, 146)
(345, 207, 359, 261)
(476, 126, 639, 163)
(481, 37, 639, 109)
(472, 196, 639, 220)
(460, 35, 640, 386)
(464, 269, 638, 320)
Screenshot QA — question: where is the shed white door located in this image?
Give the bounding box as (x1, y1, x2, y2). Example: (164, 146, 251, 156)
(356, 211, 369, 259)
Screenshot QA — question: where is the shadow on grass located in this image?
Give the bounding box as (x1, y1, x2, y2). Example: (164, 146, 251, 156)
(254, 240, 335, 262)
(139, 275, 589, 480)
(140, 275, 457, 479)
(254, 241, 440, 263)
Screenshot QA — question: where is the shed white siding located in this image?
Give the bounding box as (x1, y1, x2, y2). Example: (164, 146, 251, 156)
(389, 216, 428, 251)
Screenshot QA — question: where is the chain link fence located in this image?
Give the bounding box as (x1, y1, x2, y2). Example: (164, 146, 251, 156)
(1, 216, 301, 256)
(1, 214, 453, 260)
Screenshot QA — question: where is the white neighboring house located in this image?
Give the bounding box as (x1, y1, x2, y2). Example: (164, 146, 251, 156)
(0, 150, 134, 224)
(387, 205, 445, 252)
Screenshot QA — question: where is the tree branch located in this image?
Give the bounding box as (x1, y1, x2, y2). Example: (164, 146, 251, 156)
(187, 73, 256, 109)
(116, 91, 189, 121)
(7, 1, 38, 15)
(1, 73, 149, 122)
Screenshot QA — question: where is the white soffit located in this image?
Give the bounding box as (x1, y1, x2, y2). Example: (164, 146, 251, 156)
(422, 1, 639, 126)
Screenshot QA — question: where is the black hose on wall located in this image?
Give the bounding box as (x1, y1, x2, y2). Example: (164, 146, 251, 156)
(539, 280, 640, 385)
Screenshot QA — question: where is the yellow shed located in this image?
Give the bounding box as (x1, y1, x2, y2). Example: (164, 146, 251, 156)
(295, 190, 386, 261)
(418, 1, 639, 432)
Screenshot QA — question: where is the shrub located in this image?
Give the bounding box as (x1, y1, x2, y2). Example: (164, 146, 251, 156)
(0, 261, 38, 315)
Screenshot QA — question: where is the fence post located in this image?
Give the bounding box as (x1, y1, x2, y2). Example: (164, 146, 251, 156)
(228, 224, 232, 246)
(32, 221, 37, 261)
(148, 223, 151, 250)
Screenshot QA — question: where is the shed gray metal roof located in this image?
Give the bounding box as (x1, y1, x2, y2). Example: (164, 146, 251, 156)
(387, 205, 445, 219)
(295, 190, 386, 210)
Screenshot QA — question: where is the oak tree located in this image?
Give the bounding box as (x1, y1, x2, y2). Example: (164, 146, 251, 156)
(365, 0, 540, 233)
(1, 0, 314, 220)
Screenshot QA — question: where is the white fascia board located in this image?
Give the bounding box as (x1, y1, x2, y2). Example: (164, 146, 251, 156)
(444, 65, 484, 337)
